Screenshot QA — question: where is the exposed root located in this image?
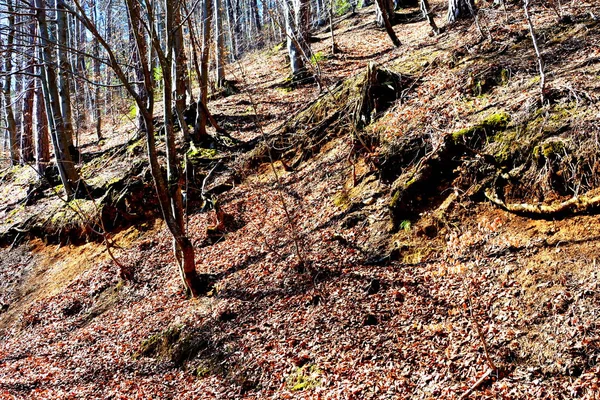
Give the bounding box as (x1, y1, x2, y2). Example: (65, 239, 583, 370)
(485, 187, 600, 217)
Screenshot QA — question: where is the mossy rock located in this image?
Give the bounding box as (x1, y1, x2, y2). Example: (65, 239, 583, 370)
(486, 103, 575, 166)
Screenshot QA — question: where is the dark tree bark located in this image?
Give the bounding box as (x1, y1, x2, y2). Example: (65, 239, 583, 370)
(173, 2, 192, 142)
(36, 0, 81, 197)
(447, 0, 475, 23)
(92, 4, 103, 141)
(215, 0, 226, 87)
(20, 17, 36, 163)
(376, 0, 395, 27)
(195, 0, 213, 140)
(57, 0, 76, 152)
(35, 81, 50, 176)
(3, 0, 19, 166)
(375, 0, 401, 46)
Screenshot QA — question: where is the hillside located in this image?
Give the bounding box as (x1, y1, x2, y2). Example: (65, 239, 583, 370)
(2, 1, 600, 398)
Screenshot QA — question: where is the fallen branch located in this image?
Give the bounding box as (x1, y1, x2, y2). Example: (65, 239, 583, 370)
(459, 368, 494, 400)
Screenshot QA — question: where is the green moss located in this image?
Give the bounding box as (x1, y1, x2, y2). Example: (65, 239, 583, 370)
(390, 189, 401, 210)
(127, 138, 145, 155)
(399, 220, 411, 231)
(478, 112, 511, 132)
(135, 325, 183, 359)
(333, 189, 350, 209)
(533, 139, 567, 161)
(451, 112, 511, 145)
(500, 68, 510, 86)
(186, 146, 220, 165)
(286, 364, 322, 392)
(451, 126, 477, 143)
(491, 128, 520, 163)
(310, 51, 326, 65)
(51, 211, 67, 224)
(529, 75, 541, 86)
(268, 42, 284, 56)
(195, 365, 211, 378)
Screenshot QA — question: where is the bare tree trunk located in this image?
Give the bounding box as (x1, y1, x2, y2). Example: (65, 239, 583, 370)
(329, 0, 338, 54)
(173, 3, 192, 142)
(375, 0, 401, 46)
(21, 17, 36, 163)
(376, 0, 395, 27)
(195, 0, 213, 140)
(297, 0, 311, 57)
(3, 0, 19, 166)
(165, 0, 205, 296)
(226, 0, 238, 61)
(283, 0, 306, 79)
(104, 0, 114, 112)
(35, 81, 50, 176)
(36, 0, 81, 198)
(57, 0, 76, 153)
(421, 0, 440, 35)
(524, 0, 545, 103)
(91, 5, 103, 141)
(215, 0, 226, 87)
(447, 0, 475, 23)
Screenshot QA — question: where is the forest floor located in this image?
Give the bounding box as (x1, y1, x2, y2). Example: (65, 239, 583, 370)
(2, 1, 600, 399)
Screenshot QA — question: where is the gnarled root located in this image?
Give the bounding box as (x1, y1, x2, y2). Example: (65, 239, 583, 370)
(485, 187, 600, 218)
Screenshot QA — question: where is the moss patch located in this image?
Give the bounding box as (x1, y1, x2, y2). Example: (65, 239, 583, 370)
(286, 364, 322, 391)
(186, 146, 220, 166)
(451, 112, 511, 146)
(135, 325, 183, 360)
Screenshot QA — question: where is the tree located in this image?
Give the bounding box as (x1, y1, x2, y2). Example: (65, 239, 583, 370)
(34, 80, 50, 176)
(20, 16, 36, 163)
(375, 0, 395, 28)
(56, 0, 77, 154)
(375, 0, 401, 47)
(36, 0, 82, 197)
(215, 0, 226, 87)
(421, 0, 440, 35)
(172, 0, 192, 142)
(447, 0, 475, 23)
(2, 0, 19, 166)
(65, 0, 207, 296)
(283, 0, 309, 80)
(196, 0, 213, 141)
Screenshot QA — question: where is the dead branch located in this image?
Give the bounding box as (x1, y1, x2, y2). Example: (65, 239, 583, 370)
(459, 368, 494, 400)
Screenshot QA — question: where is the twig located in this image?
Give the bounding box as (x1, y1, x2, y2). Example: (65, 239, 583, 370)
(524, 0, 546, 103)
(459, 368, 494, 400)
(468, 295, 497, 372)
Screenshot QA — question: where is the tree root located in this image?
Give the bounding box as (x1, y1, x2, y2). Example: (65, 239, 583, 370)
(485, 187, 600, 217)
